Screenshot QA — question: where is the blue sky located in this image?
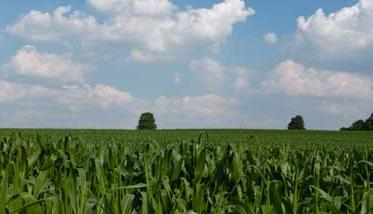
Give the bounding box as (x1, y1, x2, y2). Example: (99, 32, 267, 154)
(1, 0, 372, 129)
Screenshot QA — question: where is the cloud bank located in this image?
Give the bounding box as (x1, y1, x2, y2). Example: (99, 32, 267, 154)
(7, 0, 254, 61)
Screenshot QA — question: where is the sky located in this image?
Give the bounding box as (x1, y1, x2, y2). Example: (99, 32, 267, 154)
(0, 0, 372, 130)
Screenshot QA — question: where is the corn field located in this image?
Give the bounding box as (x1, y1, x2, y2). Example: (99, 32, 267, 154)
(1, 130, 373, 213)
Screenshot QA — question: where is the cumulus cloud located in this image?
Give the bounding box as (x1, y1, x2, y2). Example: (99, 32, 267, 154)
(173, 73, 181, 85)
(296, 0, 373, 53)
(87, 0, 176, 16)
(190, 58, 226, 89)
(6, 7, 101, 42)
(153, 94, 240, 119)
(319, 100, 365, 116)
(2, 44, 136, 111)
(7, 0, 254, 61)
(190, 58, 250, 91)
(8, 45, 87, 82)
(262, 60, 373, 98)
(59, 84, 134, 111)
(4, 45, 135, 110)
(129, 49, 160, 62)
(0, 80, 134, 111)
(0, 77, 241, 126)
(0, 81, 57, 103)
(263, 32, 278, 44)
(233, 67, 250, 90)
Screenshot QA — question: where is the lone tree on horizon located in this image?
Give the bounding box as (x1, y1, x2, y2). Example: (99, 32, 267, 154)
(137, 112, 157, 130)
(288, 115, 305, 130)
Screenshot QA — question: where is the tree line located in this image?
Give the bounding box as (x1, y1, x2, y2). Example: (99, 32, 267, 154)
(341, 113, 373, 131)
(136, 112, 307, 130)
(136, 112, 373, 131)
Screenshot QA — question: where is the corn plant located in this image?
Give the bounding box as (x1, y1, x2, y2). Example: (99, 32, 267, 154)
(0, 131, 373, 213)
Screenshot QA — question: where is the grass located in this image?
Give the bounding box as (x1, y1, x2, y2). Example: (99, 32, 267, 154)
(0, 129, 373, 213)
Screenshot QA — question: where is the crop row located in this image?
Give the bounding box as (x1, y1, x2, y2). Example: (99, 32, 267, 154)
(1, 133, 373, 213)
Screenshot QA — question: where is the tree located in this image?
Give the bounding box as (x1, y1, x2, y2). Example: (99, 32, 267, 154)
(137, 112, 157, 130)
(288, 115, 305, 130)
(350, 120, 366, 130)
(341, 112, 373, 131)
(365, 113, 373, 130)
(340, 127, 349, 131)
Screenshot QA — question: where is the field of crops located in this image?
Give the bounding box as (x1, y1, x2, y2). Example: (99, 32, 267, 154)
(1, 129, 373, 213)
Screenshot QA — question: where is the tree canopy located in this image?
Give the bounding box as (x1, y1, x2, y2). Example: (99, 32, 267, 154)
(137, 112, 157, 130)
(288, 115, 305, 130)
(341, 113, 373, 131)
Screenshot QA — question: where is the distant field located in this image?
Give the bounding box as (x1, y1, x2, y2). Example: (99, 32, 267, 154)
(1, 129, 373, 213)
(1, 128, 373, 146)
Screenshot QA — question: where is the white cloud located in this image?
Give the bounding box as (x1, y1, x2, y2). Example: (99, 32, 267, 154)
(0, 80, 134, 111)
(58, 84, 134, 111)
(0, 81, 242, 125)
(7, 0, 254, 60)
(296, 0, 373, 53)
(0, 81, 57, 103)
(190, 58, 250, 91)
(262, 60, 373, 98)
(173, 73, 181, 85)
(87, 0, 176, 16)
(3, 46, 135, 112)
(94, 84, 134, 107)
(319, 100, 363, 116)
(153, 94, 240, 119)
(8, 45, 87, 82)
(263, 32, 278, 44)
(190, 58, 226, 89)
(233, 67, 250, 90)
(6, 7, 101, 42)
(129, 49, 160, 62)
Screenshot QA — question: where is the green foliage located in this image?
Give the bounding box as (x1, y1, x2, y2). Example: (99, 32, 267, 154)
(366, 114, 373, 130)
(342, 113, 373, 131)
(0, 130, 373, 213)
(352, 120, 366, 130)
(288, 115, 305, 130)
(137, 112, 157, 130)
